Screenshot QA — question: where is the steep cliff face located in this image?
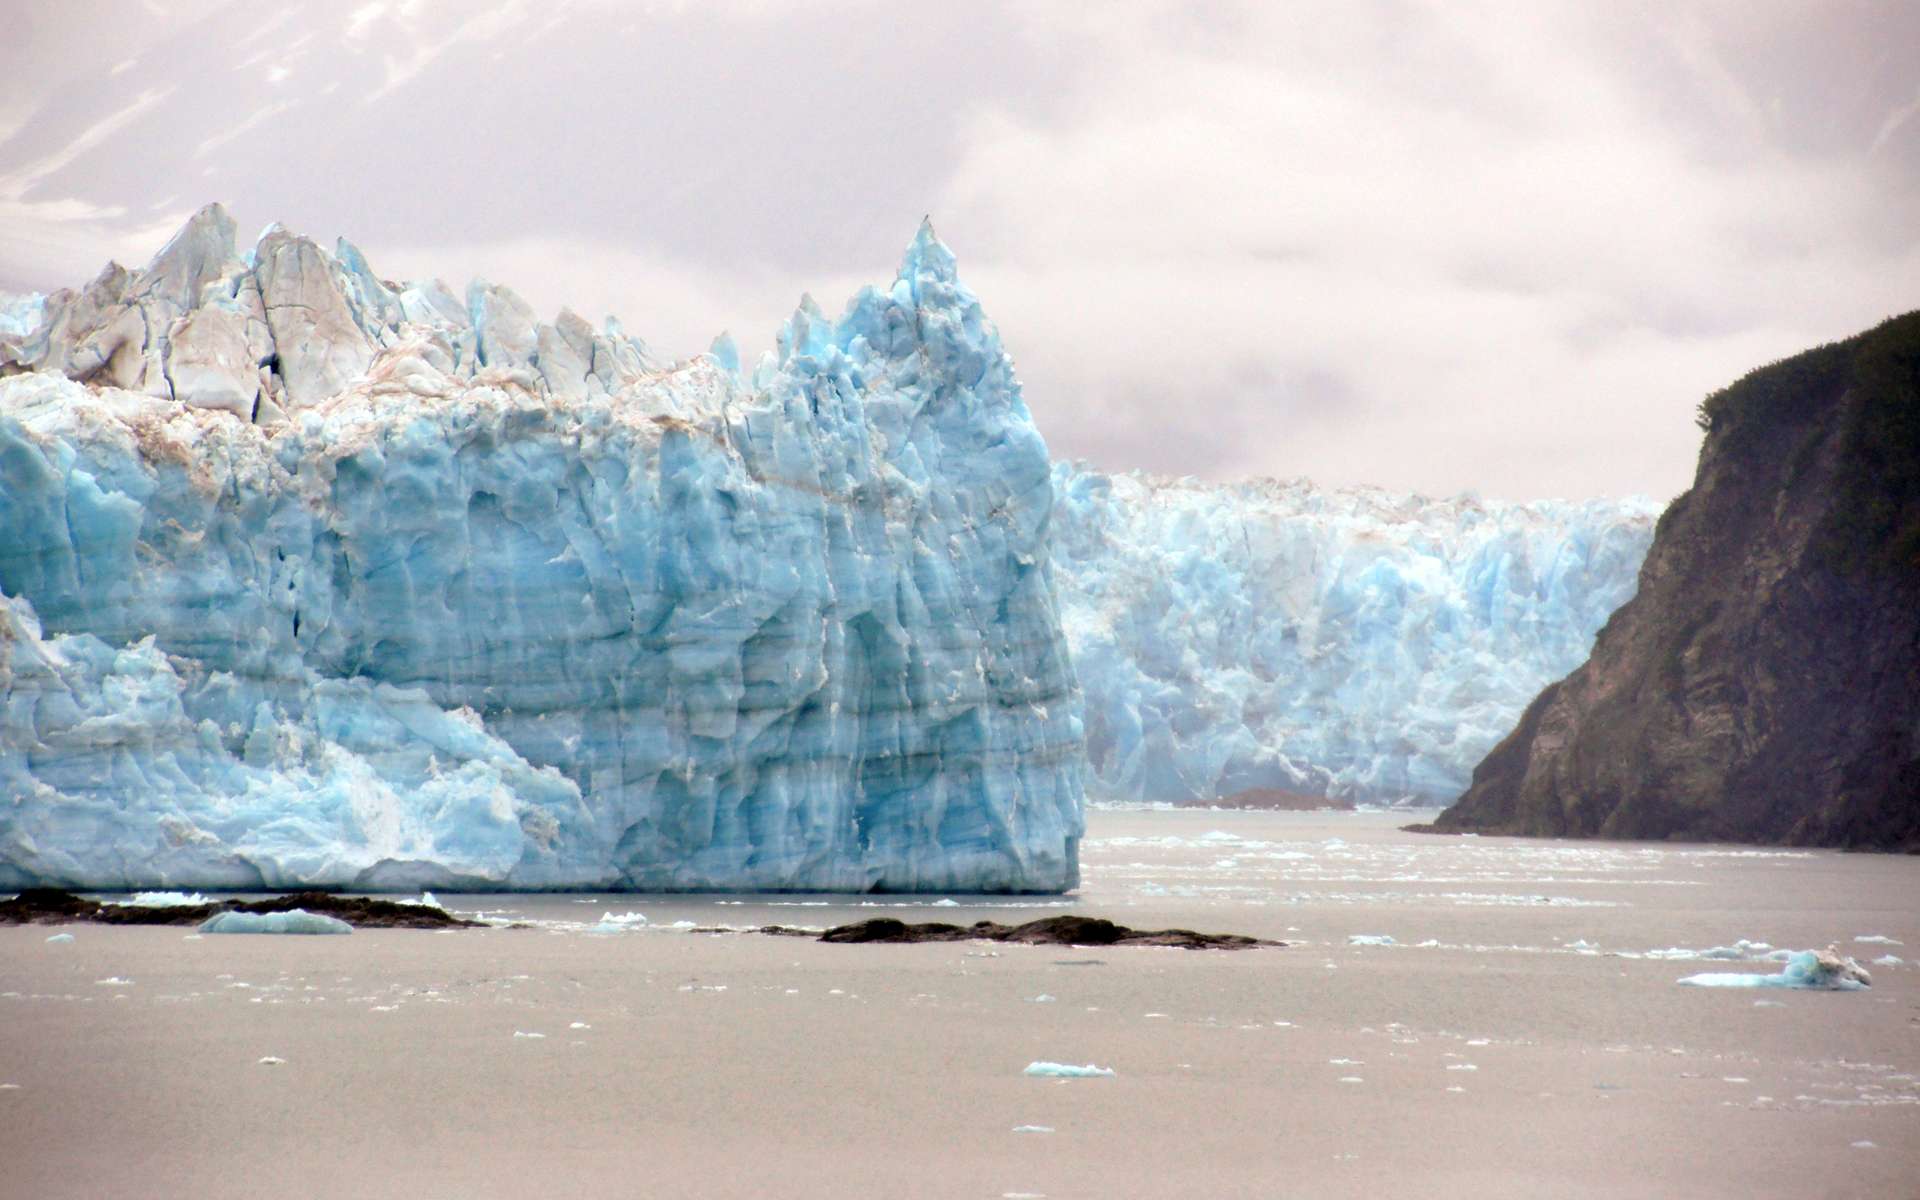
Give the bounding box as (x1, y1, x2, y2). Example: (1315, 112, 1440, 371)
(1433, 313, 1920, 848)
(0, 207, 1084, 892)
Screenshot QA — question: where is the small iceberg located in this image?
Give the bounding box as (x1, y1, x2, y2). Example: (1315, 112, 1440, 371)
(585, 910, 648, 934)
(198, 909, 352, 936)
(1677, 947, 1870, 991)
(1348, 934, 1395, 946)
(1024, 1061, 1116, 1078)
(45, 933, 74, 944)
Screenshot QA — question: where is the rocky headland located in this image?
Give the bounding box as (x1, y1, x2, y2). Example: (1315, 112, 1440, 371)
(1426, 312, 1919, 849)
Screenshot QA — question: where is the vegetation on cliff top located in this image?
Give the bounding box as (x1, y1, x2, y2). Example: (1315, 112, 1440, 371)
(1694, 310, 1920, 574)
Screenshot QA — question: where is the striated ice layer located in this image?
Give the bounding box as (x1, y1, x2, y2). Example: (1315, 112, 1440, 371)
(1051, 466, 1656, 806)
(0, 207, 1083, 893)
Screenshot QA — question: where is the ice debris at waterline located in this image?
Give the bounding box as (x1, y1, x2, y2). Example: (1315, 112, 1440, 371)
(198, 908, 352, 935)
(0, 204, 1083, 894)
(1676, 947, 1872, 990)
(1024, 1062, 1116, 1078)
(1051, 464, 1654, 805)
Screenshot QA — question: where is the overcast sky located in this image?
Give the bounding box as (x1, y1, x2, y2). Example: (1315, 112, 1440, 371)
(4, 1, 1916, 500)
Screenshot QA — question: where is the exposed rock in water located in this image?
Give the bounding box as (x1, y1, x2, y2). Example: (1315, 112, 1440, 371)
(1429, 313, 1920, 849)
(0, 888, 479, 928)
(770, 914, 1277, 950)
(1207, 787, 1355, 812)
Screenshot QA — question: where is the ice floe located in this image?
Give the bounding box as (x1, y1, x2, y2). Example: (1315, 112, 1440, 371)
(1677, 948, 1871, 991)
(198, 909, 352, 935)
(1024, 1062, 1115, 1078)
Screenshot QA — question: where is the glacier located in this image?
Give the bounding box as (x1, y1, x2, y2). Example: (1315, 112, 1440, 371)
(1050, 467, 1656, 806)
(0, 204, 1084, 893)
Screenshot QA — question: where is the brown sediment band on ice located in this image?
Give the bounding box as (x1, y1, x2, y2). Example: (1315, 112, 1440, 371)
(761, 914, 1279, 950)
(0, 888, 480, 929)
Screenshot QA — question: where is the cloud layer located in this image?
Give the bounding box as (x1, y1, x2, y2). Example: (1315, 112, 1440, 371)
(3, 0, 1915, 499)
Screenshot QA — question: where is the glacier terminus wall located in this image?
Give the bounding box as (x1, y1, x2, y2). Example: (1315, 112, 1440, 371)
(0, 206, 1085, 892)
(1051, 467, 1656, 806)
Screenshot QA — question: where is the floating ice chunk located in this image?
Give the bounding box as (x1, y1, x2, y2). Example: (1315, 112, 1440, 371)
(1564, 939, 1598, 952)
(45, 933, 74, 944)
(1871, 955, 1903, 967)
(931, 898, 959, 907)
(1348, 934, 1395, 946)
(0, 1083, 19, 1090)
(1648, 940, 1787, 962)
(1028, 994, 1057, 1004)
(569, 1022, 590, 1030)
(114, 891, 213, 908)
(1852, 1141, 1877, 1149)
(95, 977, 132, 985)
(1853, 935, 1900, 945)
(670, 920, 697, 930)
(198, 910, 352, 935)
(1698, 940, 1778, 960)
(256, 1056, 285, 1065)
(1338, 1076, 1364, 1084)
(1024, 1061, 1115, 1078)
(586, 910, 648, 934)
(1677, 948, 1871, 991)
(1011, 1125, 1055, 1134)
(1447, 1064, 1478, 1072)
(513, 1031, 545, 1040)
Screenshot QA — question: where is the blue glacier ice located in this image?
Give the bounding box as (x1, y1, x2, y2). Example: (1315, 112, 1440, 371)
(0, 205, 1084, 893)
(1049, 466, 1656, 805)
(198, 909, 353, 935)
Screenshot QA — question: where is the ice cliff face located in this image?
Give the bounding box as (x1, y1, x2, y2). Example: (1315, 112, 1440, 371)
(0, 205, 1084, 892)
(1051, 467, 1656, 805)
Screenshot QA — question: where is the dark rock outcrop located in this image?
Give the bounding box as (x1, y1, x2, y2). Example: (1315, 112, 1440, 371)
(770, 914, 1276, 950)
(1209, 787, 1355, 812)
(1429, 312, 1920, 849)
(0, 889, 479, 928)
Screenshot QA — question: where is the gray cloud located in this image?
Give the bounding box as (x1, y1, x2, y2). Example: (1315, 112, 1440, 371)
(1, 0, 1914, 501)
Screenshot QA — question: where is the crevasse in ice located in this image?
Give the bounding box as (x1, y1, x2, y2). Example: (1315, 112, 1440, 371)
(1049, 466, 1655, 805)
(0, 205, 1084, 892)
